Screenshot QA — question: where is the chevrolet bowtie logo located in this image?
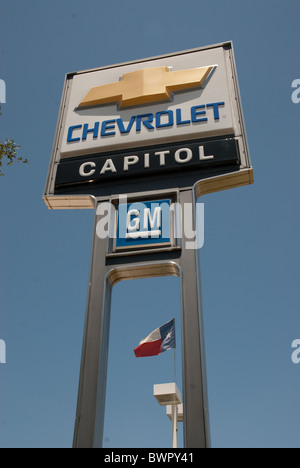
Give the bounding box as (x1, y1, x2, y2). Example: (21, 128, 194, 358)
(78, 65, 215, 109)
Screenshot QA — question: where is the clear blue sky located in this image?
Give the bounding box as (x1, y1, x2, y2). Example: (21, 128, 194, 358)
(0, 0, 300, 448)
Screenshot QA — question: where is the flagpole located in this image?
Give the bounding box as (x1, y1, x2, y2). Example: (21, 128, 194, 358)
(173, 325, 178, 449)
(171, 404, 178, 449)
(174, 347, 177, 386)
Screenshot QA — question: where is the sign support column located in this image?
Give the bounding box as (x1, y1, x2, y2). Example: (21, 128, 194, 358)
(72, 202, 111, 448)
(73, 186, 211, 448)
(179, 188, 210, 448)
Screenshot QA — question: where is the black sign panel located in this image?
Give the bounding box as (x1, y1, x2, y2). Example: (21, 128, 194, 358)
(55, 137, 240, 188)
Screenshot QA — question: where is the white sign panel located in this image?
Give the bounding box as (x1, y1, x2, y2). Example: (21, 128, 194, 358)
(60, 47, 237, 159)
(44, 42, 252, 209)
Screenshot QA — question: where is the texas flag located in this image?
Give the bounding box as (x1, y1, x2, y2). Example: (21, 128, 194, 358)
(134, 318, 176, 358)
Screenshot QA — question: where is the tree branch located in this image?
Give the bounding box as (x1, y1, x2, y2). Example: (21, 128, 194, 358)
(0, 104, 29, 176)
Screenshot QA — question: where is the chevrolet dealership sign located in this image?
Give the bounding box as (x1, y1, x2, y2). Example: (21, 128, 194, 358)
(44, 42, 252, 209)
(44, 42, 253, 448)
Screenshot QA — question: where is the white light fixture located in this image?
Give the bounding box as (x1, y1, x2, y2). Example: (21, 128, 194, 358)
(153, 383, 182, 448)
(153, 383, 182, 406)
(167, 403, 183, 422)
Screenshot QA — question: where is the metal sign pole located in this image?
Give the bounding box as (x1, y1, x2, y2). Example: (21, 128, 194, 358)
(72, 202, 111, 448)
(73, 187, 210, 448)
(179, 188, 210, 448)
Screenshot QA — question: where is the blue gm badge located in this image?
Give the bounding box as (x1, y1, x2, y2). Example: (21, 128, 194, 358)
(116, 199, 172, 251)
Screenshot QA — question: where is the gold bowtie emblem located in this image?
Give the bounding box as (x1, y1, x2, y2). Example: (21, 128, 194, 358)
(78, 66, 215, 109)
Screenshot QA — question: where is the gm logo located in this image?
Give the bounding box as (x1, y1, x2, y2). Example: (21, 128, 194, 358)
(0, 79, 6, 104)
(116, 199, 172, 250)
